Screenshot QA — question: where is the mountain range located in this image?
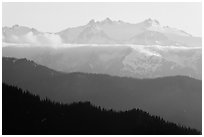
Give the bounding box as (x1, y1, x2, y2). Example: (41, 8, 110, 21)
(2, 57, 202, 130)
(3, 18, 202, 46)
(2, 18, 202, 79)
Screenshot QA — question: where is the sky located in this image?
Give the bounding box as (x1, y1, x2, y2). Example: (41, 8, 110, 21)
(2, 2, 202, 37)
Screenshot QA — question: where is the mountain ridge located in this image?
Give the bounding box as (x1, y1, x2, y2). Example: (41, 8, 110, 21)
(3, 18, 201, 46)
(3, 83, 201, 135)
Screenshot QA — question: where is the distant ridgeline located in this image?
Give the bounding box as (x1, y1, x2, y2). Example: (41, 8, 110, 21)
(2, 83, 201, 135)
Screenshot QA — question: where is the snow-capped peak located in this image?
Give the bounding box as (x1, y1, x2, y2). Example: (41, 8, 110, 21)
(143, 18, 160, 27)
(87, 19, 96, 26)
(87, 18, 113, 26)
(101, 17, 113, 24)
(3, 18, 200, 46)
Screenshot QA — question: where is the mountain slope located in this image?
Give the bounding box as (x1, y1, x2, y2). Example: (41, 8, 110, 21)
(74, 23, 115, 44)
(3, 83, 200, 135)
(128, 30, 176, 45)
(2, 45, 202, 79)
(2, 57, 202, 130)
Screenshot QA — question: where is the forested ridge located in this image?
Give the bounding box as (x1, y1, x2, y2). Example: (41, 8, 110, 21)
(2, 83, 201, 135)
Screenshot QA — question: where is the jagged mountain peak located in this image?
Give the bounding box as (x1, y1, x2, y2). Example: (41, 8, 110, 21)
(87, 18, 114, 26)
(143, 18, 160, 26)
(87, 19, 96, 25)
(84, 23, 103, 33)
(101, 17, 113, 24)
(86, 18, 162, 28)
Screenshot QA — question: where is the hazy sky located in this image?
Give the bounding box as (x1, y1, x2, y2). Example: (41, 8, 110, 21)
(3, 2, 202, 36)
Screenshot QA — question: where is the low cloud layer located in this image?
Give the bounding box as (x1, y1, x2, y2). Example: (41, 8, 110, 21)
(4, 32, 62, 48)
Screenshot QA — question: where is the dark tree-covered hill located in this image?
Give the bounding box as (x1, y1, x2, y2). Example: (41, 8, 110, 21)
(2, 83, 201, 135)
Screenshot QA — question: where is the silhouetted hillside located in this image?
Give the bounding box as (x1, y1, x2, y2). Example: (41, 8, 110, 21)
(2, 83, 201, 135)
(2, 57, 202, 130)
